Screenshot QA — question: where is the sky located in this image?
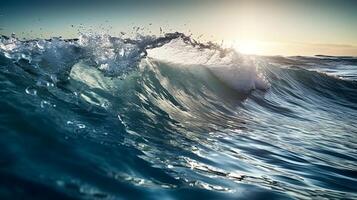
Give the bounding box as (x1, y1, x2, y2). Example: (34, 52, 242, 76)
(1, 0, 357, 56)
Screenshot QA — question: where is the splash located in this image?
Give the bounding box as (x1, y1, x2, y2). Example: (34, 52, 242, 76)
(1, 32, 269, 93)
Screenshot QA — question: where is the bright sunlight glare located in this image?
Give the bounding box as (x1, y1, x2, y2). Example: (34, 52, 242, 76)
(235, 41, 262, 55)
(222, 40, 267, 55)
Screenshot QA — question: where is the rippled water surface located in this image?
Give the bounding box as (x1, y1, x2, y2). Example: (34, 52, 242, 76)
(0, 34, 356, 199)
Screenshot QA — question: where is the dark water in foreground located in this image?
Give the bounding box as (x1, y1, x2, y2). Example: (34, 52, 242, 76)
(0, 34, 357, 199)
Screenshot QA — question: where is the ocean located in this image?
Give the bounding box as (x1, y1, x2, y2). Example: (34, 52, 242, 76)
(0, 33, 356, 199)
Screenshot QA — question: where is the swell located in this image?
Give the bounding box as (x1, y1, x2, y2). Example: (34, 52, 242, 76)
(265, 65, 357, 110)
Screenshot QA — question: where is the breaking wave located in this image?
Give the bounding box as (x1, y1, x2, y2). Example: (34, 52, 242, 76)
(0, 32, 357, 200)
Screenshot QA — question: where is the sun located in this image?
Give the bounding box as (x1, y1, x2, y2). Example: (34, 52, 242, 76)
(221, 39, 270, 55)
(235, 41, 262, 55)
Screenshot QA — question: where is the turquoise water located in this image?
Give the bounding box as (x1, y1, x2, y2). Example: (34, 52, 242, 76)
(0, 33, 356, 199)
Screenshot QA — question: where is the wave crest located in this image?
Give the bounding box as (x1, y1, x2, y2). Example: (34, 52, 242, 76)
(0, 32, 269, 93)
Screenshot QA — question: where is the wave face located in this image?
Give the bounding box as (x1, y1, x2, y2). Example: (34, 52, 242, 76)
(0, 33, 357, 199)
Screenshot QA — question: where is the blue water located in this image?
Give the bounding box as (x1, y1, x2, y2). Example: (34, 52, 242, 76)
(0, 33, 356, 199)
